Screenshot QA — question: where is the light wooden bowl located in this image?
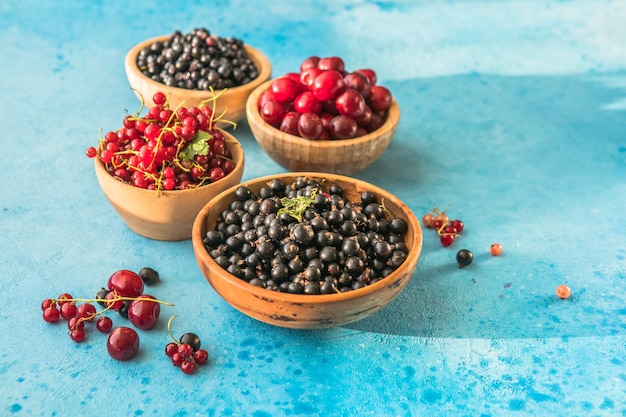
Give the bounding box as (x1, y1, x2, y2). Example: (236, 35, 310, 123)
(245, 81, 400, 175)
(192, 172, 422, 329)
(94, 130, 245, 241)
(125, 35, 272, 125)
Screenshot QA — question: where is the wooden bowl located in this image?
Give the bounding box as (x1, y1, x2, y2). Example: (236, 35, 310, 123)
(192, 173, 422, 329)
(125, 35, 272, 125)
(245, 81, 400, 175)
(94, 130, 245, 241)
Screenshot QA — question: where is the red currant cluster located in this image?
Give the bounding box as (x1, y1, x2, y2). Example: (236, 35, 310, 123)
(421, 208, 464, 247)
(257, 56, 393, 140)
(164, 317, 209, 375)
(85, 91, 236, 191)
(41, 268, 173, 361)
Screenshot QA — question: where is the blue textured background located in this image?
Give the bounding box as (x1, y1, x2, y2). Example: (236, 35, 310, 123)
(1, 1, 625, 416)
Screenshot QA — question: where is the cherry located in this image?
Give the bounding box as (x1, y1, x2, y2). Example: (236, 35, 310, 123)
(108, 269, 144, 298)
(269, 76, 302, 102)
(300, 67, 323, 88)
(355, 68, 377, 86)
(107, 327, 140, 361)
(260, 100, 286, 126)
(335, 88, 365, 118)
(312, 70, 344, 101)
(343, 72, 372, 98)
(297, 113, 323, 139)
(293, 91, 322, 114)
(367, 85, 392, 112)
(300, 56, 320, 72)
(128, 295, 161, 330)
(328, 115, 357, 139)
(317, 56, 345, 73)
(279, 111, 300, 136)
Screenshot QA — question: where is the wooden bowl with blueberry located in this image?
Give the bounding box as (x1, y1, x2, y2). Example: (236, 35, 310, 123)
(191, 173, 422, 329)
(245, 56, 400, 175)
(125, 28, 272, 125)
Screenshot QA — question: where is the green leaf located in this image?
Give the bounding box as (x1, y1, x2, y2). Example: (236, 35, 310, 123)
(179, 130, 212, 161)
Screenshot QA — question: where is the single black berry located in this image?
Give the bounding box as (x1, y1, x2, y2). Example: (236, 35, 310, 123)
(456, 249, 474, 268)
(179, 332, 201, 352)
(138, 267, 160, 285)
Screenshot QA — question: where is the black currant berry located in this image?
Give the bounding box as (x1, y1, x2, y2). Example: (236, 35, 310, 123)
(138, 267, 160, 285)
(96, 288, 110, 307)
(456, 249, 474, 268)
(179, 332, 201, 352)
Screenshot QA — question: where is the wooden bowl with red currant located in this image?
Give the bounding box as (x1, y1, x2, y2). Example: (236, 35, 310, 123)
(191, 173, 422, 329)
(245, 56, 400, 175)
(88, 91, 245, 241)
(124, 28, 272, 125)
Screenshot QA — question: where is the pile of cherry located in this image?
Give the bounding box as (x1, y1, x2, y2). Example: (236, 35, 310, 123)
(257, 55, 393, 140)
(85, 91, 236, 192)
(40, 268, 209, 374)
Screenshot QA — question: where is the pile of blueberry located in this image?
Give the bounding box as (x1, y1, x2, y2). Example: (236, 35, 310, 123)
(202, 176, 410, 294)
(136, 28, 259, 91)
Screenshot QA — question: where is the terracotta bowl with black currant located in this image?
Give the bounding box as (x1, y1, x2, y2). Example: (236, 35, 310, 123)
(125, 28, 272, 125)
(191, 172, 422, 329)
(245, 56, 400, 175)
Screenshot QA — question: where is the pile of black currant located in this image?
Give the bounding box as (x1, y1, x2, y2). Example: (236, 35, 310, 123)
(202, 176, 410, 294)
(137, 28, 259, 91)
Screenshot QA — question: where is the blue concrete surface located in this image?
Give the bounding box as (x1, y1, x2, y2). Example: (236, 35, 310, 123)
(1, 1, 625, 416)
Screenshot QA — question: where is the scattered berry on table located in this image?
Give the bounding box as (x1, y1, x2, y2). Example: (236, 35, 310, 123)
(138, 267, 160, 285)
(490, 243, 503, 256)
(107, 327, 140, 361)
(555, 284, 572, 299)
(456, 249, 474, 268)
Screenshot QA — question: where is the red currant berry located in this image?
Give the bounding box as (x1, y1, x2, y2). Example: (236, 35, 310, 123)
(85, 146, 97, 158)
(68, 317, 85, 331)
(70, 329, 86, 343)
(450, 219, 464, 233)
(490, 243, 503, 256)
(96, 316, 113, 333)
(440, 234, 455, 247)
(60, 302, 77, 320)
(104, 291, 123, 310)
(153, 92, 167, 106)
(77, 303, 97, 321)
(41, 299, 55, 311)
(177, 343, 194, 358)
(57, 293, 73, 306)
(422, 213, 435, 228)
(43, 306, 60, 323)
(171, 352, 185, 367)
(107, 327, 140, 361)
(193, 349, 209, 365)
(165, 342, 178, 358)
(181, 360, 197, 375)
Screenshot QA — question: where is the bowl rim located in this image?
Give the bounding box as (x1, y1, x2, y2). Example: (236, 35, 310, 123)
(124, 33, 272, 99)
(245, 79, 401, 148)
(192, 172, 422, 304)
(93, 128, 245, 196)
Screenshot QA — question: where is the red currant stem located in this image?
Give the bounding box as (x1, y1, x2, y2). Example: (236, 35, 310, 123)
(47, 296, 174, 307)
(166, 315, 180, 344)
(436, 221, 461, 238)
(129, 87, 147, 118)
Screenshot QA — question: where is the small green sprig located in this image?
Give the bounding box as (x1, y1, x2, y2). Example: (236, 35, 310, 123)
(277, 188, 319, 222)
